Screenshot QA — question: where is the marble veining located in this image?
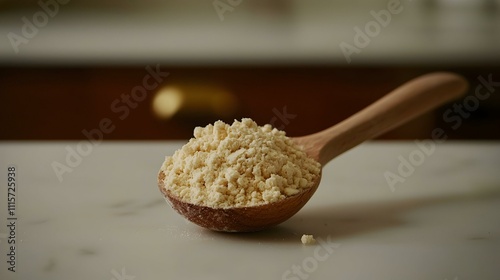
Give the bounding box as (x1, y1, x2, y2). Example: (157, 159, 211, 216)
(0, 142, 499, 280)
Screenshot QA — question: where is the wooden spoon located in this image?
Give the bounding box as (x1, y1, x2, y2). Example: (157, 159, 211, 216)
(158, 72, 468, 232)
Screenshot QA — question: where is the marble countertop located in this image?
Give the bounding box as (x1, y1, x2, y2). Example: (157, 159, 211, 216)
(0, 141, 499, 279)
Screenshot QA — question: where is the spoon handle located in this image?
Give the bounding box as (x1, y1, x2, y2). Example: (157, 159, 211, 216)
(297, 72, 468, 165)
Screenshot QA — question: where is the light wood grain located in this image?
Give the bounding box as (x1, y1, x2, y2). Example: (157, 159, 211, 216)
(294, 72, 468, 165)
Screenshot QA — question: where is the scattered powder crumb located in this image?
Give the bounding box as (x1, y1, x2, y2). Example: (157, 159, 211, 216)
(301, 234, 316, 245)
(159, 118, 321, 208)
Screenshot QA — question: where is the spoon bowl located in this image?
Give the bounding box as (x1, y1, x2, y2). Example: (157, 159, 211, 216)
(159, 171, 321, 232)
(158, 72, 469, 232)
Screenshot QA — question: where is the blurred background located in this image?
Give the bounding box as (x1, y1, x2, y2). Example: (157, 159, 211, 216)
(0, 0, 499, 140)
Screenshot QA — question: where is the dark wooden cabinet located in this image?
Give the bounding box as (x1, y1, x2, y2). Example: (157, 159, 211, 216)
(1, 66, 499, 140)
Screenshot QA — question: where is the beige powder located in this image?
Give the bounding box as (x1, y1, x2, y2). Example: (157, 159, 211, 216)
(159, 118, 321, 208)
(301, 234, 316, 245)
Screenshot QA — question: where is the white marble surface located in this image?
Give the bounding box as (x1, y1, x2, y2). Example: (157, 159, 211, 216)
(0, 141, 499, 280)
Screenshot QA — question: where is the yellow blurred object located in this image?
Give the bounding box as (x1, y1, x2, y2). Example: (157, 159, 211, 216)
(152, 84, 238, 120)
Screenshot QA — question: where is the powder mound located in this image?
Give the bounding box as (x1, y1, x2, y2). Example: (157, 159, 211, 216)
(159, 118, 321, 208)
